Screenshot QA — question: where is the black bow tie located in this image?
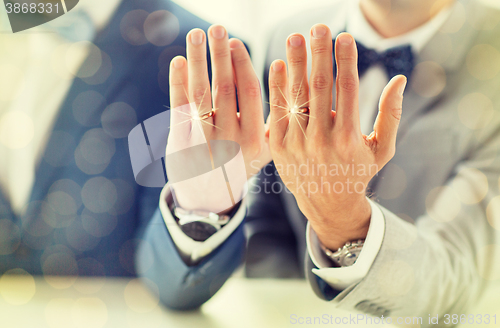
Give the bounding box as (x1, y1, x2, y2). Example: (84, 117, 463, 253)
(334, 40, 415, 80)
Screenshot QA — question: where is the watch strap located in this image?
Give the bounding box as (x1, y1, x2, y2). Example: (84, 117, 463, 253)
(321, 239, 365, 267)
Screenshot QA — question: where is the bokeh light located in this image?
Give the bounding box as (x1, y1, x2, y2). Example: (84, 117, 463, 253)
(144, 10, 180, 46)
(0, 269, 36, 305)
(486, 195, 500, 230)
(426, 186, 461, 223)
(0, 111, 35, 149)
(450, 167, 488, 205)
(66, 41, 103, 78)
(120, 10, 149, 46)
(74, 129, 116, 175)
(81, 177, 118, 214)
(101, 102, 137, 139)
(466, 44, 500, 80)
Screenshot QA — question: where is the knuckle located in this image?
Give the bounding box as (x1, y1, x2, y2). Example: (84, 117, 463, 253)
(289, 82, 307, 99)
(270, 80, 287, 94)
(311, 74, 332, 91)
(212, 48, 230, 60)
(192, 87, 208, 103)
(189, 55, 207, 65)
(243, 82, 261, 97)
(215, 82, 235, 97)
(336, 53, 357, 64)
(311, 45, 330, 56)
(270, 95, 285, 109)
(232, 52, 248, 65)
(337, 76, 358, 93)
(288, 56, 306, 67)
(170, 80, 185, 88)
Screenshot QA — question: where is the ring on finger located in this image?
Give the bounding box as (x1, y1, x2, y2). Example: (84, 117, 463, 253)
(297, 106, 309, 114)
(197, 109, 215, 120)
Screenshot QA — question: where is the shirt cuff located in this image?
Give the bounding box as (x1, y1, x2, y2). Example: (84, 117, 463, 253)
(306, 198, 385, 290)
(159, 183, 247, 263)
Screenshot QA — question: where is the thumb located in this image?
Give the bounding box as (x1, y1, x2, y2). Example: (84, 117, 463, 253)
(371, 75, 407, 162)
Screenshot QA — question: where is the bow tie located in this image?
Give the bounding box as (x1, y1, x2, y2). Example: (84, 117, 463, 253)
(335, 40, 415, 80)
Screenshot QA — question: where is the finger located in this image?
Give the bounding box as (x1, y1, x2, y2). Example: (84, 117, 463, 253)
(309, 24, 333, 130)
(208, 25, 238, 129)
(335, 33, 360, 136)
(286, 33, 309, 138)
(168, 56, 191, 144)
(371, 75, 407, 163)
(169, 56, 189, 109)
(268, 60, 289, 149)
(229, 38, 264, 137)
(186, 29, 212, 122)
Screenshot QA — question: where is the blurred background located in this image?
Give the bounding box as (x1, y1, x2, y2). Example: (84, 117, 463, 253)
(2, 0, 500, 327)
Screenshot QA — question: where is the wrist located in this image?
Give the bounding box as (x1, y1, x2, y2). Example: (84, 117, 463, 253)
(309, 197, 371, 250)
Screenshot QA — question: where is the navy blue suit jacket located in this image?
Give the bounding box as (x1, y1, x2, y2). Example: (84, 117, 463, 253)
(0, 0, 214, 277)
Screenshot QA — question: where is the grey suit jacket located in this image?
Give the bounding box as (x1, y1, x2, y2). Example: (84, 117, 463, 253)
(262, 0, 500, 324)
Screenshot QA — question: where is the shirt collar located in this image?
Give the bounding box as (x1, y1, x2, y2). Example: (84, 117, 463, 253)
(346, 0, 455, 53)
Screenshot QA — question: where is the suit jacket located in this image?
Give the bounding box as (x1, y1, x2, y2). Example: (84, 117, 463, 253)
(139, 0, 500, 323)
(0, 0, 213, 277)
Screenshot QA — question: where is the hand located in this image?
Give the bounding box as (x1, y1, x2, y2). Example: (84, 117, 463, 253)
(167, 25, 271, 213)
(268, 26, 407, 250)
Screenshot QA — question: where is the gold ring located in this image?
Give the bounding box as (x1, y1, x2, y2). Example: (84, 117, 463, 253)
(198, 110, 215, 120)
(297, 107, 309, 114)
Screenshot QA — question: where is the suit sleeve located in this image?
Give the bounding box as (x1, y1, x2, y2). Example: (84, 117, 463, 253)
(136, 163, 292, 309)
(306, 122, 500, 324)
(135, 204, 246, 310)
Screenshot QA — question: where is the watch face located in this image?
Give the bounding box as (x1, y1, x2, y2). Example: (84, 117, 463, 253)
(342, 252, 359, 267)
(180, 221, 218, 241)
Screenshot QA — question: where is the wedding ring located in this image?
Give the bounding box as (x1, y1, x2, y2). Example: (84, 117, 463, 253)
(297, 106, 309, 114)
(198, 110, 215, 120)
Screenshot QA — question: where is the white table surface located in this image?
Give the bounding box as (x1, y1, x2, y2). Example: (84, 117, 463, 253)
(0, 274, 499, 328)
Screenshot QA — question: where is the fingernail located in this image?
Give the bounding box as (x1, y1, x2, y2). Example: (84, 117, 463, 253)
(190, 30, 203, 45)
(229, 39, 242, 49)
(172, 57, 184, 69)
(337, 33, 353, 45)
(399, 78, 408, 96)
(312, 25, 327, 39)
(272, 61, 284, 72)
(289, 35, 302, 47)
(211, 25, 225, 40)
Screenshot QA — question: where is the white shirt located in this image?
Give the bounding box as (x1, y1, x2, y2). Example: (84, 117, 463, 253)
(161, 0, 455, 290)
(0, 0, 122, 214)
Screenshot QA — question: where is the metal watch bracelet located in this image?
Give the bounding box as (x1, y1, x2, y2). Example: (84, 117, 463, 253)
(320, 239, 365, 267)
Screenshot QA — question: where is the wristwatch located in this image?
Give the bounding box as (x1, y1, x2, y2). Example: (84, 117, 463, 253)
(320, 239, 365, 267)
(173, 207, 230, 241)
